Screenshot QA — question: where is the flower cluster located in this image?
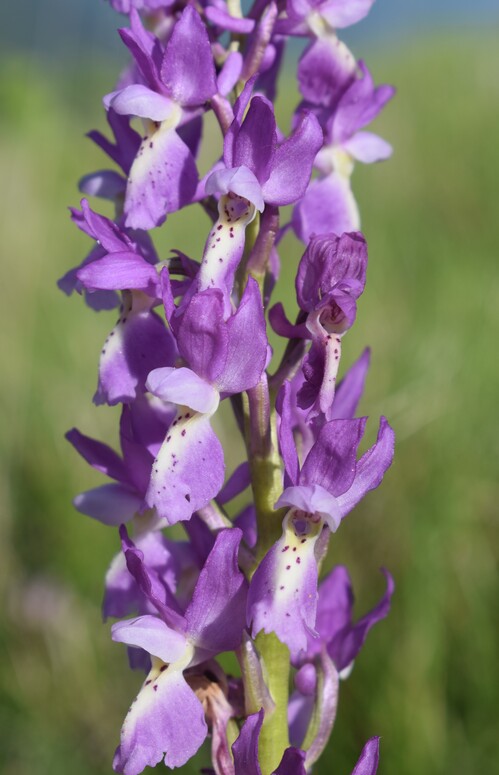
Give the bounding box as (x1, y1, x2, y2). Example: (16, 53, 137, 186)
(61, 0, 395, 772)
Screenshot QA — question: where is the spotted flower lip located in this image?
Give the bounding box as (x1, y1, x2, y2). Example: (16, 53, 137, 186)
(112, 526, 248, 773)
(144, 278, 269, 524)
(103, 6, 218, 229)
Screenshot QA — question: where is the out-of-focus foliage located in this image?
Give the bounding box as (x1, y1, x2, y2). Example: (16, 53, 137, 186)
(0, 32, 498, 774)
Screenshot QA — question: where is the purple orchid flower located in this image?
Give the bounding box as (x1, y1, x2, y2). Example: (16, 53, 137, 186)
(58, 198, 157, 311)
(275, 0, 376, 37)
(103, 528, 200, 623)
(247, 413, 394, 655)
(299, 565, 394, 671)
(232, 709, 307, 775)
(288, 567, 393, 763)
(293, 62, 395, 242)
(105, 7, 218, 229)
(206, 90, 323, 213)
(112, 526, 247, 773)
(144, 277, 268, 524)
(279, 346, 371, 463)
(94, 290, 177, 406)
(271, 232, 367, 420)
(81, 108, 143, 205)
(67, 396, 174, 527)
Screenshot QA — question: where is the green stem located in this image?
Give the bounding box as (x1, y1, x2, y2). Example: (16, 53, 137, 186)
(254, 632, 290, 775)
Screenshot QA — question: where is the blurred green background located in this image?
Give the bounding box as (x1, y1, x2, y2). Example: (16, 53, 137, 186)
(1, 4, 499, 773)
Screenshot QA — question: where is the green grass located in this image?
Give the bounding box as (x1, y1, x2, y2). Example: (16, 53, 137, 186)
(1, 31, 499, 774)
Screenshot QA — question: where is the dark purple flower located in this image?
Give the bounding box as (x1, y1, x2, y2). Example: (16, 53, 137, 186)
(112, 527, 247, 773)
(271, 232, 367, 420)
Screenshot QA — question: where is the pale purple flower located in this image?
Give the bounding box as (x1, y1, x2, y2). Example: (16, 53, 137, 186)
(247, 415, 394, 654)
(106, 7, 217, 228)
(112, 527, 247, 773)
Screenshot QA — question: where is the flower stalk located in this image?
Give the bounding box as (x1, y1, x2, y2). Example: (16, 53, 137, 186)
(60, 0, 397, 772)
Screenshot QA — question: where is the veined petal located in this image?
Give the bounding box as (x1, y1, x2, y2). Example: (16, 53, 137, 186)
(146, 367, 220, 415)
(77, 252, 160, 297)
(319, 0, 375, 29)
(74, 483, 141, 525)
(113, 656, 207, 773)
(292, 174, 360, 245)
(112, 615, 187, 663)
(207, 6, 255, 34)
(300, 417, 367, 497)
(79, 170, 125, 201)
(160, 6, 217, 106)
(233, 96, 277, 185)
(336, 417, 395, 519)
(351, 737, 380, 775)
(327, 568, 394, 671)
(232, 709, 263, 775)
(124, 121, 198, 230)
(105, 85, 176, 122)
(343, 131, 393, 163)
(298, 36, 356, 109)
(186, 529, 247, 655)
(277, 747, 307, 772)
(103, 531, 179, 620)
(175, 289, 229, 384)
(216, 51, 244, 95)
(276, 381, 300, 486)
(145, 411, 224, 524)
(66, 428, 128, 483)
(216, 278, 268, 394)
(261, 112, 323, 206)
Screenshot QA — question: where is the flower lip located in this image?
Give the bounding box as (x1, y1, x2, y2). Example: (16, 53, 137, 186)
(276, 484, 342, 532)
